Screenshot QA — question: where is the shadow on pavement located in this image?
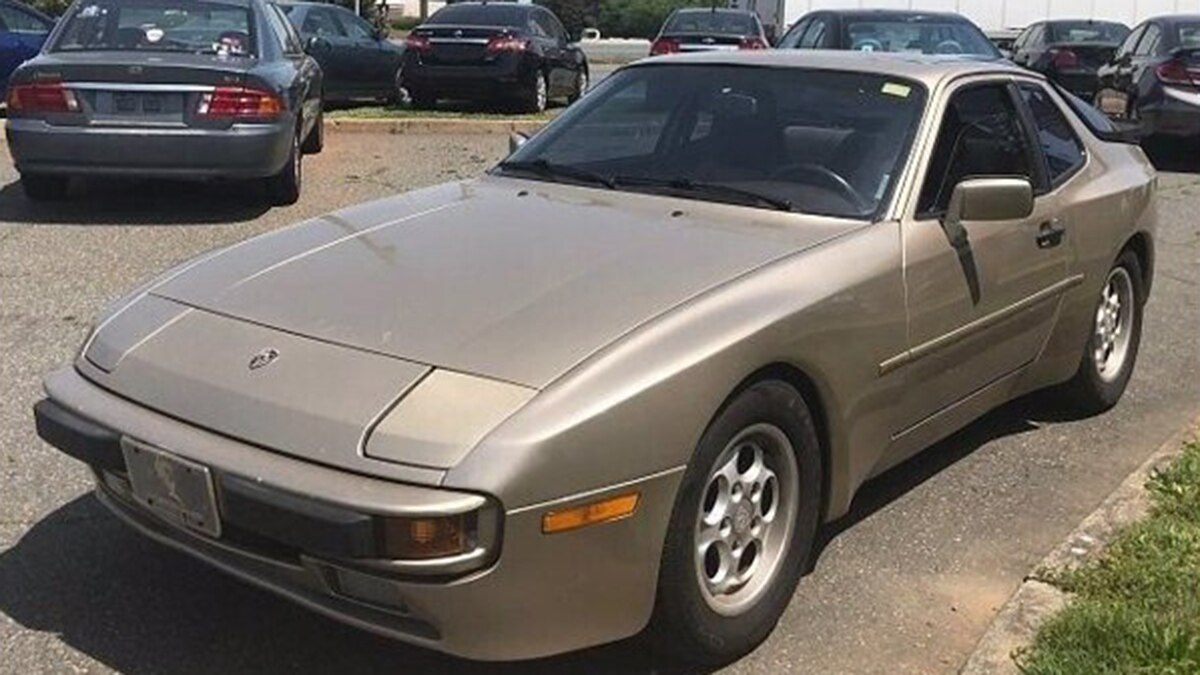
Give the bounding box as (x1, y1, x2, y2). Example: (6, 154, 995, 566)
(1143, 137, 1200, 174)
(0, 177, 271, 226)
(0, 390, 1094, 674)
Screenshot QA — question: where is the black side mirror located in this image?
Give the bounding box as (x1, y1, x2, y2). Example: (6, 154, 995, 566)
(306, 35, 329, 52)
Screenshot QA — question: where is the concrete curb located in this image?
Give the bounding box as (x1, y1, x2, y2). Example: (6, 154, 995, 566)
(959, 418, 1199, 675)
(326, 117, 549, 136)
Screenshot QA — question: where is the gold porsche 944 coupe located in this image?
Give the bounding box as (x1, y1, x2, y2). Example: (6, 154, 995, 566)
(34, 51, 1156, 665)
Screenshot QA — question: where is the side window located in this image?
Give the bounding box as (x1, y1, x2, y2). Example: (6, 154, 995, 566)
(337, 10, 375, 40)
(778, 17, 810, 49)
(263, 4, 296, 54)
(542, 11, 567, 42)
(0, 5, 50, 33)
(303, 8, 344, 37)
(917, 84, 1035, 217)
(798, 16, 827, 49)
(1116, 25, 1143, 57)
(1018, 84, 1086, 186)
(1135, 24, 1160, 56)
(1012, 26, 1030, 50)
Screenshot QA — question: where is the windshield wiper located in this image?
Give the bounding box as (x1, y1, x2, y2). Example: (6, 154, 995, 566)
(496, 159, 614, 189)
(611, 175, 792, 212)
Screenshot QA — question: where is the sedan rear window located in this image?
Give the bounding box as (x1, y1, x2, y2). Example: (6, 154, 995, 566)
(500, 65, 927, 220)
(424, 4, 526, 27)
(53, 0, 256, 56)
(1047, 21, 1129, 44)
(663, 11, 757, 36)
(844, 19, 998, 56)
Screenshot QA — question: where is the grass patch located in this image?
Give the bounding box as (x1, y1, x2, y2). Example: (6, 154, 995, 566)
(1016, 441, 1200, 675)
(326, 105, 557, 121)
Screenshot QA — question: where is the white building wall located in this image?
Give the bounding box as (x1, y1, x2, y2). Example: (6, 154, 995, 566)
(782, 0, 1200, 31)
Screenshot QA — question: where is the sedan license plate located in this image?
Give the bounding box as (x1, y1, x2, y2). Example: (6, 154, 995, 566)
(122, 439, 221, 537)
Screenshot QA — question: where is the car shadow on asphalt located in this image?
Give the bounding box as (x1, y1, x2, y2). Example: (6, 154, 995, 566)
(0, 495, 703, 675)
(0, 178, 272, 226)
(1143, 138, 1200, 174)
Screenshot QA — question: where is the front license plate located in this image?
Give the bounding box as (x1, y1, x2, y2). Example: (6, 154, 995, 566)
(122, 439, 221, 537)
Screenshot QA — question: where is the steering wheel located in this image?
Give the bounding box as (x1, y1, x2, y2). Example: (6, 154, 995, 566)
(769, 163, 872, 213)
(854, 38, 884, 52)
(935, 39, 963, 55)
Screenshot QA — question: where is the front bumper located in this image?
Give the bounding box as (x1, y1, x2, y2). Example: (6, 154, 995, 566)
(35, 366, 682, 660)
(5, 118, 293, 179)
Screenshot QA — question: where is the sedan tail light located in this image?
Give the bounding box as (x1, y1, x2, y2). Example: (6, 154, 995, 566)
(197, 86, 283, 120)
(1156, 59, 1199, 87)
(6, 80, 80, 114)
(405, 33, 431, 52)
(485, 34, 528, 53)
(739, 36, 769, 50)
(649, 37, 680, 56)
(1050, 48, 1079, 69)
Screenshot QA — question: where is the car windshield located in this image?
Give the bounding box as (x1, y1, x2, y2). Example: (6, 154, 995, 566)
(844, 18, 998, 56)
(424, 4, 525, 27)
(1048, 21, 1129, 44)
(663, 11, 756, 35)
(53, 0, 255, 56)
(1178, 23, 1200, 50)
(498, 65, 927, 220)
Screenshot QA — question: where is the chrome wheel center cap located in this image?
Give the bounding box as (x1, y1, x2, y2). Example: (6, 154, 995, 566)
(732, 502, 754, 537)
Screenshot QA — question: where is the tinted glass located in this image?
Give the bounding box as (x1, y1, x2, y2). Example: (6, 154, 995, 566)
(54, 0, 255, 55)
(425, 4, 526, 27)
(663, 11, 756, 35)
(503, 65, 927, 219)
(0, 5, 50, 32)
(777, 17, 809, 48)
(1019, 84, 1085, 185)
(337, 10, 373, 40)
(798, 17, 826, 48)
(843, 18, 999, 56)
(1047, 21, 1129, 44)
(302, 7, 343, 36)
(1116, 25, 1143, 55)
(918, 85, 1033, 215)
(1135, 23, 1160, 55)
(1178, 23, 1200, 49)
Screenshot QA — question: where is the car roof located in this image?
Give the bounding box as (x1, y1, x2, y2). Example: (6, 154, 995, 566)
(673, 8, 756, 15)
(1151, 14, 1200, 24)
(813, 9, 970, 21)
(626, 50, 1030, 87)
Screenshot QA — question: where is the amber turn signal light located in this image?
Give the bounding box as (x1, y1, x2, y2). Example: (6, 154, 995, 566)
(379, 513, 470, 559)
(542, 492, 640, 534)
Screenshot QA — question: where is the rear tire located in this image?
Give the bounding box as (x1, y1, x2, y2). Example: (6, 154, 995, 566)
(521, 72, 548, 113)
(21, 173, 68, 202)
(649, 379, 822, 667)
(301, 109, 323, 155)
(265, 130, 302, 206)
(1061, 249, 1144, 415)
(567, 67, 588, 104)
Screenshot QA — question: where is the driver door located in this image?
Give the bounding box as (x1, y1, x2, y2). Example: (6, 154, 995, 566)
(892, 80, 1071, 447)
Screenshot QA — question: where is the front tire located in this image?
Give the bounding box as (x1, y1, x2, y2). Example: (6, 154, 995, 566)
(650, 379, 822, 667)
(1062, 249, 1144, 414)
(265, 130, 302, 206)
(21, 173, 68, 201)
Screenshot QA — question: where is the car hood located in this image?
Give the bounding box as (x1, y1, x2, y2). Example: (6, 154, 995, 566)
(149, 177, 858, 388)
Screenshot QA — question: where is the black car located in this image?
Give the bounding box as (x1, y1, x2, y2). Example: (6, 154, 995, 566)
(5, 0, 323, 204)
(401, 2, 587, 113)
(1010, 20, 1130, 99)
(280, 1, 404, 103)
(776, 10, 999, 58)
(1096, 15, 1200, 139)
(649, 8, 768, 56)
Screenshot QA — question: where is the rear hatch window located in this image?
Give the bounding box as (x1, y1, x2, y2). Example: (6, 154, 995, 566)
(53, 0, 256, 57)
(843, 17, 999, 56)
(663, 11, 756, 37)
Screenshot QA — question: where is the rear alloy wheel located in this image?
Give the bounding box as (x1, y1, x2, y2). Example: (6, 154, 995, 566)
(568, 68, 588, 104)
(21, 173, 68, 202)
(265, 130, 302, 206)
(523, 72, 548, 113)
(1062, 249, 1144, 414)
(301, 108, 324, 155)
(650, 379, 821, 667)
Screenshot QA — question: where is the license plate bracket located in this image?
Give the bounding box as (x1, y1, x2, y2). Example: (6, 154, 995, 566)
(122, 439, 221, 538)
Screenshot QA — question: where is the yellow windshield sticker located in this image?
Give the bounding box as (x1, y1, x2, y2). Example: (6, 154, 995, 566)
(882, 82, 912, 98)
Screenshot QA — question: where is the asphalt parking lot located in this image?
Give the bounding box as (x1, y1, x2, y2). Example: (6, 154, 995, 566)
(1, 134, 1198, 675)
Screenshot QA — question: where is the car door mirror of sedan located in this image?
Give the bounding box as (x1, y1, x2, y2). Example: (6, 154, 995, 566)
(508, 132, 529, 155)
(947, 177, 1034, 222)
(306, 35, 330, 52)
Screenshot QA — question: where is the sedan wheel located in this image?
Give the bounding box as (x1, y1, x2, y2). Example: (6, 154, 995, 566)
(1062, 249, 1144, 413)
(651, 379, 821, 666)
(523, 73, 548, 113)
(568, 69, 588, 104)
(265, 131, 302, 206)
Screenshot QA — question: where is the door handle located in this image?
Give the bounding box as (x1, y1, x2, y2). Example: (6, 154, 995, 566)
(1036, 221, 1065, 249)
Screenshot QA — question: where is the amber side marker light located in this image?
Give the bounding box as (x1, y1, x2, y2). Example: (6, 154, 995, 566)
(542, 492, 640, 534)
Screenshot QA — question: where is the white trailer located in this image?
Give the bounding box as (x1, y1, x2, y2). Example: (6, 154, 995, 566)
(744, 0, 1200, 36)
